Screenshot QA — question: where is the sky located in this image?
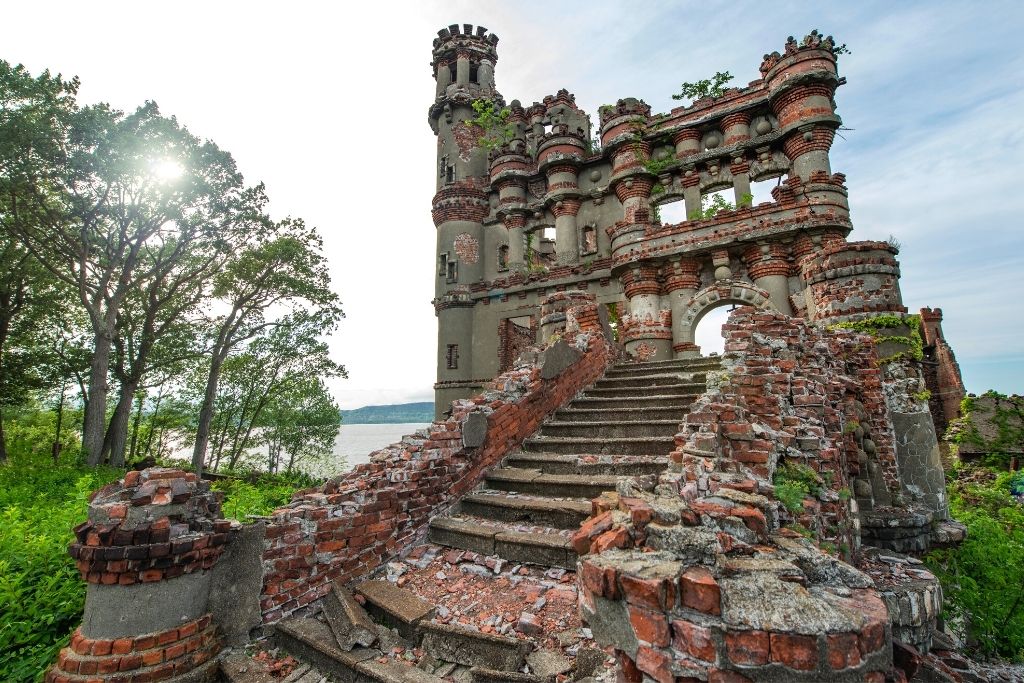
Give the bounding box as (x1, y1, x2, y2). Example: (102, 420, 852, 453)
(5, 1, 1023, 407)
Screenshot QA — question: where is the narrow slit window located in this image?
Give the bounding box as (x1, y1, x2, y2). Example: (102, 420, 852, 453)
(446, 344, 459, 369)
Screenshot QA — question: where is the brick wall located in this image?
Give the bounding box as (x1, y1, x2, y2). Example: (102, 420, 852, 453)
(571, 308, 927, 682)
(258, 297, 614, 623)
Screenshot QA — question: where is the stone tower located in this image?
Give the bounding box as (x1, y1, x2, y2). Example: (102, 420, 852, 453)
(428, 24, 501, 416)
(428, 27, 912, 418)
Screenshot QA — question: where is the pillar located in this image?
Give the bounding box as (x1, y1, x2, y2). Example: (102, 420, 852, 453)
(503, 212, 527, 272)
(743, 243, 794, 315)
(552, 199, 581, 266)
(48, 468, 235, 681)
(455, 49, 470, 86)
(664, 257, 703, 358)
(620, 265, 672, 361)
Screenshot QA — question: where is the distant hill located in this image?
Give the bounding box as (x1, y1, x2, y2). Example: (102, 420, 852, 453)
(341, 402, 434, 424)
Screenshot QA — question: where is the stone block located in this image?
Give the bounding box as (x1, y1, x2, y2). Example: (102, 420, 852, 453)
(324, 581, 378, 651)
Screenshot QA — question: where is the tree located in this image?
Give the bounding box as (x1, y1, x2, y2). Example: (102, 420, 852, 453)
(672, 71, 734, 103)
(261, 377, 341, 475)
(0, 63, 80, 462)
(190, 220, 342, 473)
(3, 83, 249, 465)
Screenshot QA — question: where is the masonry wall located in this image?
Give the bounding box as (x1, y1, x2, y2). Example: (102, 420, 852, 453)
(572, 308, 947, 683)
(257, 297, 615, 623)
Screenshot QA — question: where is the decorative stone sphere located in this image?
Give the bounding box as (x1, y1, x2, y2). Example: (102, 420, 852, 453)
(863, 438, 876, 455)
(714, 265, 732, 280)
(705, 132, 721, 149)
(803, 130, 815, 141)
(655, 149, 670, 161)
(589, 169, 602, 182)
(755, 119, 772, 135)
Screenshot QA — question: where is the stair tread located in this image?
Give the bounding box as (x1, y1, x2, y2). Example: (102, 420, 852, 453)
(463, 492, 593, 511)
(526, 435, 674, 443)
(487, 466, 622, 483)
(430, 513, 571, 540)
(542, 419, 681, 426)
(505, 452, 668, 462)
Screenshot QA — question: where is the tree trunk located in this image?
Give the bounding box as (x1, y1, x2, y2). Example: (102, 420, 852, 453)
(142, 385, 163, 457)
(192, 352, 226, 475)
(52, 381, 67, 463)
(105, 380, 137, 468)
(83, 330, 113, 466)
(128, 391, 144, 464)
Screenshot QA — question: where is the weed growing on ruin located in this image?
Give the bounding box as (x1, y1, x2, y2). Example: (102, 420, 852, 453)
(672, 71, 734, 103)
(468, 99, 516, 150)
(212, 476, 300, 520)
(947, 392, 1024, 467)
(830, 314, 924, 362)
(688, 193, 738, 220)
(926, 463, 1024, 661)
(643, 155, 677, 175)
(773, 461, 825, 513)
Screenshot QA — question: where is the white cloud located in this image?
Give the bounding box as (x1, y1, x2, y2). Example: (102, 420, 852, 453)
(5, 0, 1022, 407)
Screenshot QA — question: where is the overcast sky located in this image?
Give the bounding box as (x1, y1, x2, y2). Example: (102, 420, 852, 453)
(6, 1, 1023, 407)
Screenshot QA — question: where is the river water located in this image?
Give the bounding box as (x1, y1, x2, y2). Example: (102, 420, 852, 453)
(323, 422, 431, 475)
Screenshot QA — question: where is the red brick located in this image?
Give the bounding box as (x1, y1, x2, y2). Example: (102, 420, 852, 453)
(858, 620, 886, 655)
(111, 637, 133, 655)
(770, 632, 819, 671)
(628, 605, 669, 646)
(616, 652, 642, 683)
(620, 573, 672, 611)
(708, 670, 753, 683)
(679, 567, 721, 615)
(827, 632, 861, 669)
(571, 511, 614, 555)
(592, 526, 630, 553)
(635, 646, 673, 683)
(672, 619, 716, 662)
(724, 629, 769, 666)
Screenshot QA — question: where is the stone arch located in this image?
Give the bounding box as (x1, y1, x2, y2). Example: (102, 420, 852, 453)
(675, 279, 777, 350)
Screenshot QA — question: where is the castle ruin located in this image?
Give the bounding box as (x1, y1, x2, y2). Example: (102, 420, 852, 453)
(46, 24, 1012, 683)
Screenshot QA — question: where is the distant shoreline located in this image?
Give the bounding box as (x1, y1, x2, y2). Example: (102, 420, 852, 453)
(340, 401, 433, 425)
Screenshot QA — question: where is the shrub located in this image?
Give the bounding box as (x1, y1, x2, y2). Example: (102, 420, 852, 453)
(0, 454, 121, 682)
(926, 464, 1024, 661)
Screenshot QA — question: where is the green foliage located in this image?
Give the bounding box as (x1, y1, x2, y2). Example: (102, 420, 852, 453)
(914, 389, 933, 402)
(211, 475, 299, 520)
(947, 391, 1024, 465)
(649, 183, 666, 196)
(830, 314, 924, 362)
(773, 461, 825, 513)
(688, 193, 737, 221)
(0, 452, 121, 681)
(925, 464, 1024, 661)
(643, 155, 676, 175)
(672, 71, 735, 103)
(467, 99, 515, 151)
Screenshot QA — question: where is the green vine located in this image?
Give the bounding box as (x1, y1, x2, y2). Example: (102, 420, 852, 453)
(830, 314, 924, 362)
(468, 99, 516, 150)
(644, 155, 677, 175)
(946, 391, 1024, 465)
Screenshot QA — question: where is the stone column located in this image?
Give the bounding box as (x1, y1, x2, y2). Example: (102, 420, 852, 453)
(503, 212, 527, 272)
(48, 468, 237, 682)
(672, 128, 701, 159)
(620, 265, 672, 361)
(664, 257, 703, 358)
(743, 243, 794, 315)
(435, 58, 451, 97)
(552, 198, 581, 266)
(540, 290, 594, 344)
(455, 49, 470, 86)
(478, 58, 494, 89)
(680, 169, 701, 219)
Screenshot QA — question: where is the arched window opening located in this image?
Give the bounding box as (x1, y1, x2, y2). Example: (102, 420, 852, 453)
(497, 244, 509, 271)
(694, 304, 734, 356)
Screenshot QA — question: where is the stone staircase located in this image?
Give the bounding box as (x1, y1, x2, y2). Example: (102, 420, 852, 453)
(427, 356, 719, 570)
(244, 357, 719, 683)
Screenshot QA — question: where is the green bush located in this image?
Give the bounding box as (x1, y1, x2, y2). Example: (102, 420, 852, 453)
(926, 464, 1024, 662)
(0, 454, 121, 682)
(212, 476, 298, 519)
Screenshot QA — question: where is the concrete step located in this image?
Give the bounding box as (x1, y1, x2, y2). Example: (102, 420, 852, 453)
(593, 373, 705, 389)
(354, 580, 435, 642)
(606, 358, 721, 374)
(428, 515, 576, 569)
(420, 621, 532, 671)
(523, 435, 676, 457)
(581, 382, 705, 398)
(457, 492, 591, 529)
(538, 419, 679, 439)
(555, 406, 685, 422)
(274, 617, 445, 683)
(484, 467, 621, 497)
(567, 394, 698, 410)
(503, 452, 668, 476)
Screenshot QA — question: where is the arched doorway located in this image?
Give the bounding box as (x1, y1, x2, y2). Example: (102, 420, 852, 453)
(674, 280, 776, 357)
